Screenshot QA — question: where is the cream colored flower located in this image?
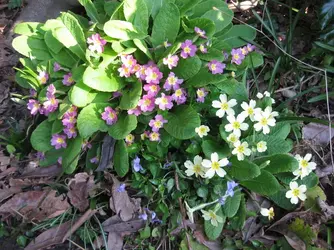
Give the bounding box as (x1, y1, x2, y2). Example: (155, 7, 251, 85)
(212, 94, 237, 118)
(195, 125, 210, 138)
(240, 100, 260, 121)
(184, 155, 205, 177)
(285, 181, 307, 204)
(293, 154, 316, 179)
(260, 207, 274, 220)
(202, 153, 229, 178)
(257, 141, 267, 153)
(201, 205, 224, 227)
(227, 133, 239, 144)
(224, 114, 249, 137)
(253, 107, 278, 134)
(232, 141, 251, 161)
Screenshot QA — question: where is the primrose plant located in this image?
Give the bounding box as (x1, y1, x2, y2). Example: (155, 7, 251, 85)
(12, 0, 320, 241)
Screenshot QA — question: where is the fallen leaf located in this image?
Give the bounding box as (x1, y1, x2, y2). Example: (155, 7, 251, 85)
(20, 164, 62, 178)
(96, 135, 115, 171)
(93, 236, 104, 249)
(67, 172, 95, 212)
(0, 190, 70, 221)
(102, 215, 145, 233)
(0, 186, 21, 202)
(317, 197, 334, 220)
(108, 232, 123, 250)
(302, 123, 334, 146)
(109, 174, 141, 221)
(0, 166, 16, 180)
(24, 221, 73, 250)
(193, 230, 222, 250)
(9, 177, 52, 187)
(284, 232, 306, 250)
(0, 151, 11, 171)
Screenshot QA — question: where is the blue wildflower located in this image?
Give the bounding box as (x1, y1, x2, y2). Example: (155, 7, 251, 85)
(133, 156, 143, 172)
(117, 183, 126, 193)
(139, 213, 148, 220)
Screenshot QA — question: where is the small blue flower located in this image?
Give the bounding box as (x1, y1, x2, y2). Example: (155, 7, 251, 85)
(219, 195, 227, 205)
(133, 156, 143, 172)
(151, 211, 156, 220)
(117, 183, 126, 193)
(226, 181, 238, 197)
(139, 213, 148, 220)
(163, 162, 173, 168)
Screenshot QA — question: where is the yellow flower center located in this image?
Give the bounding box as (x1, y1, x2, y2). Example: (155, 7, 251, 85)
(68, 77, 74, 83)
(232, 121, 240, 129)
(154, 121, 162, 128)
(237, 145, 245, 153)
(109, 112, 115, 119)
(300, 160, 308, 168)
(210, 64, 216, 71)
(247, 108, 254, 115)
(233, 54, 239, 60)
(184, 46, 191, 53)
(161, 97, 168, 104)
(199, 127, 207, 134)
(150, 85, 157, 91)
(211, 161, 220, 170)
(260, 117, 268, 126)
(221, 103, 229, 110)
(169, 77, 176, 84)
(175, 89, 182, 97)
(229, 135, 237, 143)
(241, 48, 247, 55)
(193, 164, 202, 173)
(292, 188, 300, 196)
(40, 77, 47, 83)
(268, 209, 274, 220)
(56, 138, 64, 144)
(151, 72, 158, 80)
(150, 133, 159, 140)
(209, 211, 217, 219)
(197, 90, 204, 97)
(144, 99, 151, 106)
(126, 134, 134, 141)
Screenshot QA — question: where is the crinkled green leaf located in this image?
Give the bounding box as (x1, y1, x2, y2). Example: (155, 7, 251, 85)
(108, 113, 137, 140)
(104, 20, 147, 40)
(227, 156, 261, 181)
(114, 140, 129, 177)
(62, 136, 83, 174)
(30, 120, 53, 152)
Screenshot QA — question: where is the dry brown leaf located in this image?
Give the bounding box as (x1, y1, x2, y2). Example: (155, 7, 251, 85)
(109, 174, 141, 221)
(20, 164, 62, 178)
(0, 167, 17, 180)
(0, 186, 21, 202)
(0, 151, 11, 171)
(0, 189, 70, 221)
(317, 197, 334, 220)
(67, 172, 95, 212)
(24, 221, 73, 250)
(302, 123, 334, 146)
(108, 232, 123, 250)
(102, 215, 145, 234)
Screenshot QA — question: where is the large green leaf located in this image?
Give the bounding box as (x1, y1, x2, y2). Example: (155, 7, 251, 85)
(78, 0, 103, 23)
(186, 68, 226, 87)
(62, 136, 83, 174)
(204, 207, 225, 240)
(253, 135, 293, 155)
(175, 0, 202, 16)
(12, 35, 52, 61)
(164, 105, 201, 140)
(226, 157, 261, 181)
(201, 140, 230, 159)
(151, 2, 180, 47)
(69, 81, 111, 108)
(39, 148, 65, 167)
(219, 25, 256, 47)
(202, 7, 233, 33)
(53, 13, 87, 60)
(77, 103, 109, 138)
(83, 67, 123, 92)
(31, 120, 53, 152)
(269, 189, 297, 211)
(114, 140, 129, 177)
(254, 154, 299, 174)
(241, 52, 264, 68)
(104, 20, 147, 40)
(13, 22, 44, 36)
(215, 79, 248, 102)
(182, 17, 216, 38)
(50, 48, 78, 68)
(198, 48, 225, 61)
(223, 191, 242, 218)
(241, 170, 280, 196)
(119, 81, 142, 110)
(191, 0, 228, 17)
(229, 195, 246, 230)
(275, 172, 319, 189)
(45, 30, 64, 54)
(123, 0, 149, 33)
(108, 113, 137, 139)
(172, 56, 202, 80)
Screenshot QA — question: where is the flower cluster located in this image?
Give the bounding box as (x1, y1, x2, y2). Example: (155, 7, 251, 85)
(62, 106, 78, 139)
(87, 33, 107, 54)
(293, 153, 317, 179)
(230, 43, 256, 65)
(27, 84, 59, 116)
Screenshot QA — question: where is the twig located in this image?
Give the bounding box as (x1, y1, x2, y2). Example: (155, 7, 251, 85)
(67, 239, 85, 250)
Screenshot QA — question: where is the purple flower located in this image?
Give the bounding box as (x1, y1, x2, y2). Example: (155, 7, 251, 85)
(143, 83, 160, 97)
(138, 95, 155, 112)
(27, 99, 40, 115)
(42, 96, 58, 115)
(246, 43, 256, 53)
(135, 65, 147, 80)
(141, 131, 150, 140)
(128, 106, 142, 116)
(149, 132, 160, 142)
(53, 62, 61, 72)
(113, 91, 122, 98)
(163, 40, 171, 48)
(51, 134, 67, 150)
(38, 71, 49, 84)
(35, 151, 45, 161)
(222, 51, 229, 61)
(145, 67, 163, 84)
(208, 60, 226, 74)
(90, 156, 99, 164)
(66, 106, 78, 117)
(149, 114, 168, 132)
(47, 84, 56, 98)
(57, 157, 62, 164)
(231, 48, 245, 65)
(163, 72, 183, 91)
(194, 27, 207, 39)
(62, 113, 77, 128)
(117, 183, 126, 193)
(163, 54, 179, 70)
(133, 156, 143, 172)
(121, 54, 137, 69)
(240, 46, 248, 56)
(196, 88, 208, 103)
(139, 213, 148, 220)
(180, 40, 197, 59)
(62, 73, 75, 86)
(155, 93, 173, 110)
(29, 89, 37, 97)
(118, 64, 132, 78)
(82, 141, 92, 150)
(172, 88, 187, 105)
(87, 33, 107, 53)
(199, 44, 208, 53)
(125, 134, 135, 146)
(226, 181, 238, 197)
(101, 107, 118, 125)
(64, 126, 77, 139)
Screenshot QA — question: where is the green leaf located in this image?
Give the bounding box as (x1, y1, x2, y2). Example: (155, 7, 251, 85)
(52, 120, 63, 134)
(202, 139, 230, 159)
(227, 157, 260, 181)
(31, 120, 53, 152)
(151, 3, 180, 47)
(180, 238, 209, 250)
(304, 186, 326, 212)
(69, 81, 111, 107)
(78, 0, 103, 23)
(269, 189, 297, 211)
(45, 30, 64, 54)
(50, 48, 78, 68)
(241, 52, 264, 68)
(77, 103, 109, 138)
(175, 0, 202, 15)
(223, 191, 242, 218)
(114, 140, 129, 177)
(108, 113, 137, 140)
(215, 79, 248, 101)
(104, 20, 147, 40)
(197, 186, 209, 198)
(230, 195, 246, 230)
(173, 56, 202, 80)
(186, 68, 226, 87)
(164, 105, 201, 140)
(220, 24, 256, 47)
(254, 154, 299, 174)
(192, 0, 228, 17)
(8, 0, 22, 9)
(39, 148, 64, 167)
(133, 39, 153, 59)
(202, 8, 233, 33)
(53, 13, 87, 60)
(198, 48, 225, 61)
(204, 207, 225, 240)
(62, 136, 83, 174)
(123, 0, 149, 33)
(267, 122, 291, 139)
(119, 81, 142, 110)
(13, 22, 44, 36)
(12, 35, 52, 61)
(240, 170, 280, 196)
(275, 172, 319, 189)
(83, 67, 123, 92)
(254, 135, 292, 155)
(104, 1, 120, 16)
(320, 0, 334, 30)
(182, 17, 216, 38)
